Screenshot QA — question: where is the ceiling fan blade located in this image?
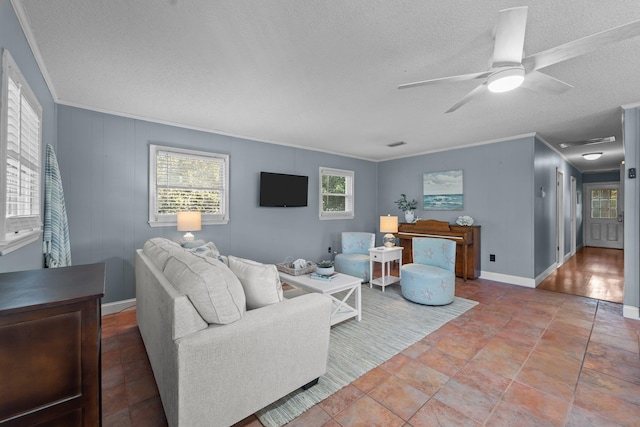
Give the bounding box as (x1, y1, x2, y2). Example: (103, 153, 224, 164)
(523, 19, 640, 71)
(445, 83, 487, 113)
(492, 6, 528, 66)
(520, 70, 573, 95)
(398, 71, 491, 90)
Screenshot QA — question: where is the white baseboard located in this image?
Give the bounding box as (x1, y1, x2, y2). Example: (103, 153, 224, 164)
(479, 271, 536, 288)
(623, 305, 640, 320)
(535, 263, 558, 286)
(102, 298, 136, 316)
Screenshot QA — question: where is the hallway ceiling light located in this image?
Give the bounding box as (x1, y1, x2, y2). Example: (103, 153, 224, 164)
(583, 152, 603, 160)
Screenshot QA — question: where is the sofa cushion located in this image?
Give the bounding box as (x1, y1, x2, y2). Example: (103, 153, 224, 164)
(228, 256, 283, 310)
(143, 237, 182, 271)
(164, 250, 246, 324)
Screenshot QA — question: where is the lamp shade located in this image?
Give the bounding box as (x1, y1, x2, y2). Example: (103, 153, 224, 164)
(380, 215, 398, 233)
(380, 215, 398, 248)
(177, 211, 202, 231)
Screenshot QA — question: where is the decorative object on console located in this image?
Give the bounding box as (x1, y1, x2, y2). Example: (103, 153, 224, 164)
(423, 170, 463, 210)
(177, 211, 201, 242)
(379, 215, 399, 247)
(394, 194, 418, 223)
(455, 215, 474, 226)
(404, 210, 415, 223)
(316, 260, 335, 275)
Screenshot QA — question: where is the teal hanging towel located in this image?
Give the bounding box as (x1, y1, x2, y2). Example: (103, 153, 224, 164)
(43, 144, 71, 267)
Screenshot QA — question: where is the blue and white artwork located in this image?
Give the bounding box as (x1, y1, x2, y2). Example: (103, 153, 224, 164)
(423, 170, 463, 210)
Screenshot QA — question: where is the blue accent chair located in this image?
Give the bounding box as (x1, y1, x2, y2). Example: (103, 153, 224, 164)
(334, 232, 375, 283)
(400, 237, 456, 305)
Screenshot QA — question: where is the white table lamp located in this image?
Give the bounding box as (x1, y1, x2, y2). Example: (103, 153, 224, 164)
(177, 211, 201, 242)
(380, 215, 398, 248)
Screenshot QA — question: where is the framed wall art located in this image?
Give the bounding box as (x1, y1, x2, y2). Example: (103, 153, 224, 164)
(423, 170, 463, 210)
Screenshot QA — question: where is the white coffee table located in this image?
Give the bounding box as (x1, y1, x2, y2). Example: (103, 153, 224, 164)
(278, 271, 361, 326)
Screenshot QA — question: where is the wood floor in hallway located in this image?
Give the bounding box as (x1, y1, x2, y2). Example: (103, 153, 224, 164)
(537, 246, 624, 304)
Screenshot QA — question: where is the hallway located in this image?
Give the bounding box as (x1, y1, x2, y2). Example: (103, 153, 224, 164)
(537, 247, 624, 304)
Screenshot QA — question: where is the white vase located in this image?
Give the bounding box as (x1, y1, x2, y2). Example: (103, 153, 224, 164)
(404, 210, 415, 223)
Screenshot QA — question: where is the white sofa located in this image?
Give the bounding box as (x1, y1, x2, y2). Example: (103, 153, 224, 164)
(135, 238, 332, 427)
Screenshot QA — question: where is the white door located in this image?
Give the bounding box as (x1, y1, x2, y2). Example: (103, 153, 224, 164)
(584, 182, 624, 249)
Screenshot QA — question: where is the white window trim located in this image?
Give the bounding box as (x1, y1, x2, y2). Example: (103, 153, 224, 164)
(319, 167, 354, 220)
(0, 230, 41, 255)
(0, 49, 43, 255)
(148, 144, 229, 227)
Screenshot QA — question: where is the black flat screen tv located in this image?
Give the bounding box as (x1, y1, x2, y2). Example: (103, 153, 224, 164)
(259, 171, 308, 207)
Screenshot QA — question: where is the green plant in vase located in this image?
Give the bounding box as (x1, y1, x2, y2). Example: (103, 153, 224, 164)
(394, 193, 418, 222)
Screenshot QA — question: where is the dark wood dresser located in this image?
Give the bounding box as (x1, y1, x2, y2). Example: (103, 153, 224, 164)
(397, 220, 481, 280)
(0, 263, 105, 426)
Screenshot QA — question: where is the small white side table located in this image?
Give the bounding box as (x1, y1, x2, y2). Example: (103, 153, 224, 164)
(369, 246, 403, 292)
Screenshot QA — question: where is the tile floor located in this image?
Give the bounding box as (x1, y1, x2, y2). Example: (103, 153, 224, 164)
(102, 247, 640, 426)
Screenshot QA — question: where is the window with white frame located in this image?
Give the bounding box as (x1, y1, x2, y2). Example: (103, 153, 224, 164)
(0, 50, 42, 255)
(319, 167, 354, 220)
(148, 144, 229, 226)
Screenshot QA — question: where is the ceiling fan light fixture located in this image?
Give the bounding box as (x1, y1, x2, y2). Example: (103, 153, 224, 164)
(487, 67, 525, 93)
(583, 152, 603, 160)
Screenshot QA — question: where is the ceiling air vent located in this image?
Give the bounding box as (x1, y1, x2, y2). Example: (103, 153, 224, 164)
(559, 136, 615, 149)
(387, 141, 406, 148)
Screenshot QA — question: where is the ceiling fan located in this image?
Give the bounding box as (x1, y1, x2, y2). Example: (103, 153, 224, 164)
(399, 6, 640, 113)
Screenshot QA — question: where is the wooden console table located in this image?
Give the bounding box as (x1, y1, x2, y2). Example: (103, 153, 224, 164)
(397, 220, 481, 280)
(0, 263, 105, 426)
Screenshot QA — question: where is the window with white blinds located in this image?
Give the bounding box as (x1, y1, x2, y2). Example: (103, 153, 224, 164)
(0, 49, 42, 253)
(319, 167, 354, 220)
(148, 144, 229, 226)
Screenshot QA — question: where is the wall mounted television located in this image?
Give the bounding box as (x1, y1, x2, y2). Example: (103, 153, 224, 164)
(259, 171, 309, 207)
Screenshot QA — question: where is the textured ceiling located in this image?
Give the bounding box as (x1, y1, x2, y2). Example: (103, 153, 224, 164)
(14, 0, 640, 172)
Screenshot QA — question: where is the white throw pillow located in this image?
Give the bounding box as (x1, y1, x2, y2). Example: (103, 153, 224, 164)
(164, 250, 246, 324)
(228, 256, 283, 310)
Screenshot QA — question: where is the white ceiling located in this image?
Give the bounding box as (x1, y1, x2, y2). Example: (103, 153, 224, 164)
(14, 0, 640, 172)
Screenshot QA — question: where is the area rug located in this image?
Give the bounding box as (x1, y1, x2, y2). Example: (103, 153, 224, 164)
(256, 284, 478, 427)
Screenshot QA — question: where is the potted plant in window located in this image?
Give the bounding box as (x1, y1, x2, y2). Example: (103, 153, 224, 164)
(395, 194, 418, 223)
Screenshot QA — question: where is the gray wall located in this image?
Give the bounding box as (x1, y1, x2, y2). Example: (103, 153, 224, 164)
(378, 136, 536, 279)
(0, 0, 56, 273)
(533, 139, 583, 277)
(622, 105, 639, 310)
(583, 171, 620, 183)
(57, 106, 379, 303)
